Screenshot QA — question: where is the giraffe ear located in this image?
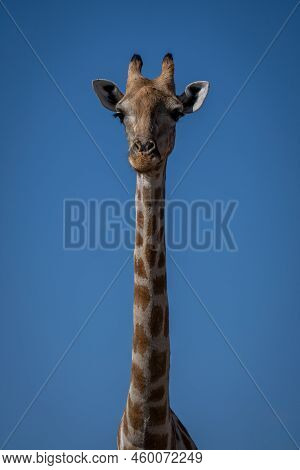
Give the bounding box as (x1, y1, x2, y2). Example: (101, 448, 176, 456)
(178, 81, 209, 114)
(92, 79, 124, 111)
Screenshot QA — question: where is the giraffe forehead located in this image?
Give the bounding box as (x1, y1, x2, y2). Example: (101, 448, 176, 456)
(119, 86, 180, 115)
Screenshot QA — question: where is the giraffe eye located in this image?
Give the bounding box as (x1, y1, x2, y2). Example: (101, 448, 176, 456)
(170, 109, 184, 122)
(113, 111, 125, 123)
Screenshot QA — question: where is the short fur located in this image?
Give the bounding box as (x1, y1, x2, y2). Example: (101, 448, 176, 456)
(93, 54, 209, 449)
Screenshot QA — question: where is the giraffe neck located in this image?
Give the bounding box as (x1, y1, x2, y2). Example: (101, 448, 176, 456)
(125, 167, 171, 448)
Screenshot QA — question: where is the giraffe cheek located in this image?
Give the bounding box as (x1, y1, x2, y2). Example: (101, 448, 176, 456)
(157, 128, 175, 159)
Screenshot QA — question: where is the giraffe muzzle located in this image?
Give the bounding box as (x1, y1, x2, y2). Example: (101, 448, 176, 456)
(132, 139, 157, 155)
(129, 139, 162, 173)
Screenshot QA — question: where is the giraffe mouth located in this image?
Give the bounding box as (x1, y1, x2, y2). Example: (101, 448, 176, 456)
(128, 152, 162, 173)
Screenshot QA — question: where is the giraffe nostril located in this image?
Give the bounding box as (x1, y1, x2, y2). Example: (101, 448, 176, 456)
(132, 139, 157, 156)
(144, 140, 156, 154)
(132, 140, 142, 153)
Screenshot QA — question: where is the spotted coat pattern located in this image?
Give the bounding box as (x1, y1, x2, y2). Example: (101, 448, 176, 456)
(118, 168, 197, 450)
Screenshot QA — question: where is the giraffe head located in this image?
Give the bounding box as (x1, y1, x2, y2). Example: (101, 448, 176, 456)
(93, 54, 209, 174)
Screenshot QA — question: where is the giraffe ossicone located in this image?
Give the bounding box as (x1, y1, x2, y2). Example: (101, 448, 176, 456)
(93, 53, 209, 450)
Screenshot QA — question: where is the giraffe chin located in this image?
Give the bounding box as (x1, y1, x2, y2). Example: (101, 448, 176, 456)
(129, 153, 162, 173)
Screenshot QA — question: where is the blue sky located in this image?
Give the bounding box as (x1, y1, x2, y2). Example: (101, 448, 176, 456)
(0, 0, 299, 449)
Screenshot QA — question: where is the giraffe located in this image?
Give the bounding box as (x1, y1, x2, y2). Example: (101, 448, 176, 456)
(93, 53, 209, 450)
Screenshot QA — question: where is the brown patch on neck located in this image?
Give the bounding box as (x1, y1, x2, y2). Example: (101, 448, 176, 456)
(150, 350, 167, 382)
(137, 210, 144, 229)
(158, 226, 164, 241)
(158, 251, 165, 268)
(153, 274, 166, 295)
(154, 187, 162, 200)
(149, 305, 164, 336)
(149, 385, 165, 401)
(145, 245, 157, 267)
(134, 284, 150, 310)
(127, 394, 143, 429)
(136, 231, 143, 246)
(144, 431, 168, 450)
(133, 323, 149, 355)
(164, 305, 169, 337)
(149, 400, 168, 425)
(131, 362, 146, 393)
(134, 256, 147, 278)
